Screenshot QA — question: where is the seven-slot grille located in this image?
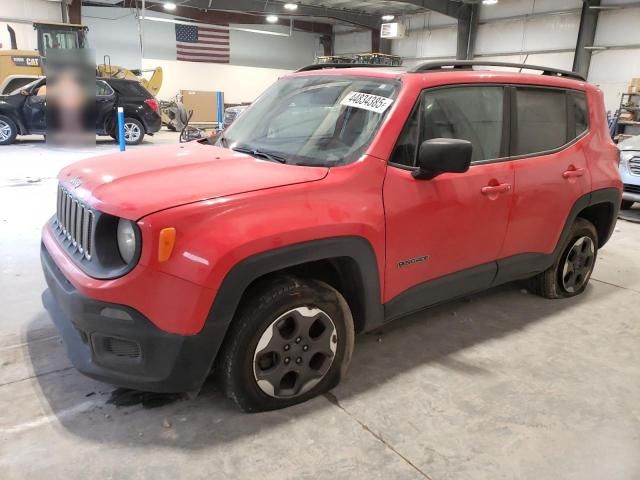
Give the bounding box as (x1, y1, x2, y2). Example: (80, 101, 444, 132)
(55, 185, 94, 260)
(629, 156, 640, 176)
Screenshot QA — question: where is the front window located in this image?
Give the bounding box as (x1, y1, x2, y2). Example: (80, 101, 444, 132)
(219, 75, 400, 166)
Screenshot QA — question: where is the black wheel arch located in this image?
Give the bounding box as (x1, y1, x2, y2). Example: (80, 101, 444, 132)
(197, 236, 384, 377)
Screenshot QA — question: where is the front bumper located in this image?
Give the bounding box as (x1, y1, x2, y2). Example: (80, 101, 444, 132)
(41, 244, 217, 392)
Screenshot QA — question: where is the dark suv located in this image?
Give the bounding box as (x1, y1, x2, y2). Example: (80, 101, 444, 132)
(0, 77, 161, 145)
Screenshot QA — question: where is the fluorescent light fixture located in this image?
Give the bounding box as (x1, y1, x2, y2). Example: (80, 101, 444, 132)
(142, 16, 290, 36)
(382, 15, 395, 21)
(266, 15, 279, 23)
(284, 3, 298, 10)
(163, 2, 177, 10)
(482, 0, 498, 4)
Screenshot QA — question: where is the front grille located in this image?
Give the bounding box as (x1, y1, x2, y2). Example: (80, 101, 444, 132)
(629, 157, 640, 176)
(623, 183, 640, 195)
(55, 185, 94, 260)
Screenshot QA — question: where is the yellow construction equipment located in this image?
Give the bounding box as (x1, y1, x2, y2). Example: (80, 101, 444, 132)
(1, 21, 162, 96)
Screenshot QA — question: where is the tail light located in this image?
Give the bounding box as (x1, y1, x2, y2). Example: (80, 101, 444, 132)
(144, 98, 159, 114)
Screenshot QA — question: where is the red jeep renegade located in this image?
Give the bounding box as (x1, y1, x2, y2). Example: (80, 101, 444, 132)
(41, 61, 622, 412)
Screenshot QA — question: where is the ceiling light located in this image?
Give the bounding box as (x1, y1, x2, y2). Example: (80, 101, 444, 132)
(163, 2, 177, 10)
(284, 3, 298, 10)
(482, 0, 498, 5)
(266, 15, 279, 23)
(382, 15, 395, 21)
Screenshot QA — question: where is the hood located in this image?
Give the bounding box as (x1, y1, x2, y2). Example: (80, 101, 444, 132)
(59, 142, 328, 219)
(619, 135, 640, 151)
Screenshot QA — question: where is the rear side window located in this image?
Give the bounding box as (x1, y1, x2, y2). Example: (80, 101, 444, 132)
(96, 81, 114, 97)
(390, 86, 505, 166)
(572, 91, 589, 138)
(514, 88, 567, 156)
(110, 80, 149, 97)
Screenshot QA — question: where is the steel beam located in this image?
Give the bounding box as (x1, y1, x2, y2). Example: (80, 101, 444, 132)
(456, 3, 478, 60)
(573, 0, 601, 78)
(146, 0, 381, 29)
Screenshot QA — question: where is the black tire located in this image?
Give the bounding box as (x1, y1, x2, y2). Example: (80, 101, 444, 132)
(114, 117, 145, 145)
(621, 200, 634, 210)
(217, 276, 355, 413)
(528, 217, 598, 299)
(0, 115, 18, 145)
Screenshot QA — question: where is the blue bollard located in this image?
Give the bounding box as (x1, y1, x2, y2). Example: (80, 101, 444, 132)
(117, 107, 126, 152)
(217, 91, 224, 129)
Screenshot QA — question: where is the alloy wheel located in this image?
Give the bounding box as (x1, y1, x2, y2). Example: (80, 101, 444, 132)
(253, 306, 338, 398)
(561, 236, 595, 293)
(124, 122, 141, 143)
(0, 120, 11, 142)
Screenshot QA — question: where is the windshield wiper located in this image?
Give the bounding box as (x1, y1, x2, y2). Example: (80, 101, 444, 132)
(232, 146, 287, 164)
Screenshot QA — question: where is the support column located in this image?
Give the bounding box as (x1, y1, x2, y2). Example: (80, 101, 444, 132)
(456, 3, 479, 60)
(68, 0, 81, 25)
(573, 0, 600, 78)
(372, 29, 392, 54)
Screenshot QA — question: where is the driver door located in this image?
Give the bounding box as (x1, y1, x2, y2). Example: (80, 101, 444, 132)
(383, 85, 514, 311)
(22, 83, 47, 133)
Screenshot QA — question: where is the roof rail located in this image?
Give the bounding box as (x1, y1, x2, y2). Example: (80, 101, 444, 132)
(407, 61, 586, 81)
(296, 63, 398, 73)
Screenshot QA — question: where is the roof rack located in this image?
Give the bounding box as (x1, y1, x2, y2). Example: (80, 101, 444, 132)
(408, 61, 586, 81)
(296, 63, 398, 73)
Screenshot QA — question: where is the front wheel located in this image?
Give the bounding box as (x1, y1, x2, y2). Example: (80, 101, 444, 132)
(0, 115, 18, 145)
(528, 218, 598, 298)
(218, 276, 354, 412)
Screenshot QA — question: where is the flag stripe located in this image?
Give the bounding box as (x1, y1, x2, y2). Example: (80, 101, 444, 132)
(176, 58, 230, 64)
(177, 50, 230, 57)
(177, 45, 230, 52)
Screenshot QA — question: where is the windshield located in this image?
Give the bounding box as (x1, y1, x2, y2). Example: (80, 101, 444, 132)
(219, 75, 400, 166)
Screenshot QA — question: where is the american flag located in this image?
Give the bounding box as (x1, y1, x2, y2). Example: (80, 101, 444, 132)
(175, 23, 230, 64)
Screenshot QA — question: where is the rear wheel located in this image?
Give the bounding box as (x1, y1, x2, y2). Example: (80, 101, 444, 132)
(114, 117, 145, 145)
(621, 200, 634, 210)
(218, 276, 354, 412)
(0, 115, 18, 145)
(528, 218, 598, 298)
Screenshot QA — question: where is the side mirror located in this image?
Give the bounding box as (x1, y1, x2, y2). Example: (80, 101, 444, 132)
(412, 138, 472, 180)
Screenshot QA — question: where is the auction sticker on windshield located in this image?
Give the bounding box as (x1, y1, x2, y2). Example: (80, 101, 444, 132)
(340, 92, 394, 114)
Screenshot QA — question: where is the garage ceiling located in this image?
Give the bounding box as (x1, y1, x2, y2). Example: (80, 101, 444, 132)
(291, 0, 428, 16)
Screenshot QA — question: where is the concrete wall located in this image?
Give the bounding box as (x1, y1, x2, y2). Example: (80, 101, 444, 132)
(388, 0, 640, 111)
(82, 6, 321, 71)
(142, 58, 289, 103)
(334, 25, 371, 55)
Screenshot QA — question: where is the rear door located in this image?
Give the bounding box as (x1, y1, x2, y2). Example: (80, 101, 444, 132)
(383, 85, 514, 310)
(95, 80, 116, 134)
(500, 87, 591, 261)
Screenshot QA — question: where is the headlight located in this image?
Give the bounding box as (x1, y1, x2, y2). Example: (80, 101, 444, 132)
(117, 219, 137, 264)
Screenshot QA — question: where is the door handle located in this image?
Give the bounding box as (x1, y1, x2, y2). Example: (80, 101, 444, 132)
(481, 184, 511, 195)
(562, 167, 586, 179)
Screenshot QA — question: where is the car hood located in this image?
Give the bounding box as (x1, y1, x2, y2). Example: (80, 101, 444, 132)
(59, 142, 328, 219)
(619, 135, 640, 151)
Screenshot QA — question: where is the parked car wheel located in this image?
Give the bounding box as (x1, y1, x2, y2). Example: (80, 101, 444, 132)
(114, 117, 145, 145)
(0, 115, 18, 145)
(218, 276, 354, 412)
(528, 218, 598, 299)
(620, 200, 634, 210)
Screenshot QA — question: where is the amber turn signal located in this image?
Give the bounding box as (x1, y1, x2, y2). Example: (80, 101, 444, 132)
(158, 227, 176, 262)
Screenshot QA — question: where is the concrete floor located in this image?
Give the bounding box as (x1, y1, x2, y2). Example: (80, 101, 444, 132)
(1, 131, 639, 479)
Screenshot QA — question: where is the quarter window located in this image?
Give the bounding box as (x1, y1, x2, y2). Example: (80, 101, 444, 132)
(573, 91, 589, 138)
(390, 86, 505, 167)
(96, 81, 114, 97)
(514, 88, 568, 156)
